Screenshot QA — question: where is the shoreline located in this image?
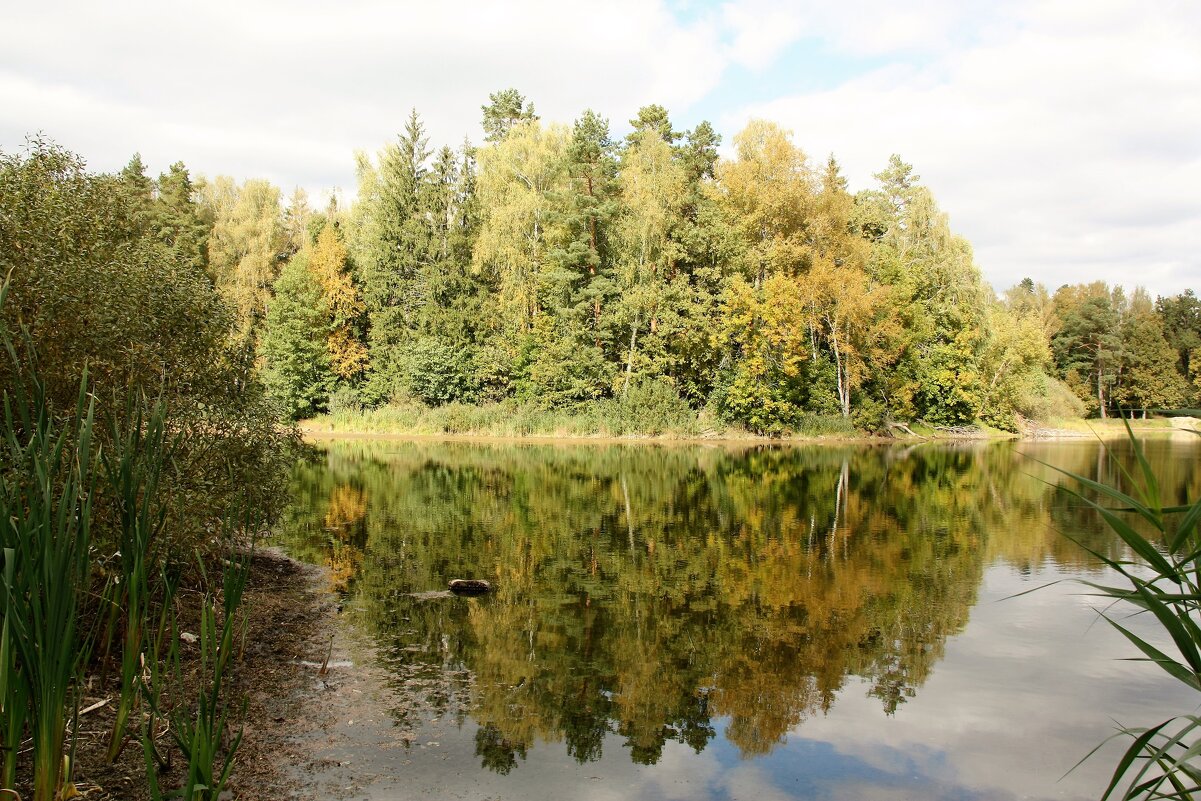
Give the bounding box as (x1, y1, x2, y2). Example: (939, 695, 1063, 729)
(299, 420, 1175, 447)
(67, 548, 350, 800)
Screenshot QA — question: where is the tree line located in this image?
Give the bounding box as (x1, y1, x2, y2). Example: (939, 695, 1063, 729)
(39, 88, 1200, 433)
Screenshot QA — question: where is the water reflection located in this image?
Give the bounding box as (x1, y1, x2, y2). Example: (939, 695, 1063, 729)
(279, 437, 1201, 782)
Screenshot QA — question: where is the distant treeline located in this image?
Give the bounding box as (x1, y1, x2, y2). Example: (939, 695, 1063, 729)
(9, 89, 1198, 433)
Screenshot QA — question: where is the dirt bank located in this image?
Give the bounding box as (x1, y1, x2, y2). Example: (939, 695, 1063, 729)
(65, 548, 351, 800)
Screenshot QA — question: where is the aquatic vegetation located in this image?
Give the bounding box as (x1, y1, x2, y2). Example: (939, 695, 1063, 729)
(1051, 422, 1201, 799)
(0, 292, 96, 801)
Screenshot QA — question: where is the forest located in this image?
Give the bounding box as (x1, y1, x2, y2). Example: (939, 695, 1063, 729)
(5, 89, 1199, 438)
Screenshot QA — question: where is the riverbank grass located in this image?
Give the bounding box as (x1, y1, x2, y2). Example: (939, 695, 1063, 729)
(307, 400, 872, 440)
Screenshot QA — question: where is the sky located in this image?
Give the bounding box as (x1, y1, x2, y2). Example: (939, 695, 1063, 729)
(2, 0, 1199, 297)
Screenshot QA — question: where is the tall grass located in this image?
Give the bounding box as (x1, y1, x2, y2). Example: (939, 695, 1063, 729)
(101, 397, 172, 762)
(1049, 421, 1201, 799)
(312, 395, 859, 440)
(0, 306, 96, 801)
(0, 277, 257, 798)
(150, 543, 251, 801)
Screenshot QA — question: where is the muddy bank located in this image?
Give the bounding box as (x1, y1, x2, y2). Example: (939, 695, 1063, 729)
(66, 548, 363, 800)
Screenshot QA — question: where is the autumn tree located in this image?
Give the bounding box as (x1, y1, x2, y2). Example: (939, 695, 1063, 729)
(308, 224, 367, 382)
(610, 129, 688, 395)
(203, 176, 287, 346)
(858, 157, 988, 425)
(473, 120, 571, 334)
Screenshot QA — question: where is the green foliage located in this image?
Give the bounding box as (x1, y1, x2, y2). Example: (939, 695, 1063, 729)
(0, 314, 96, 801)
(1054, 290, 1123, 417)
(260, 255, 335, 419)
(1156, 290, 1201, 402)
(202, 176, 286, 346)
(404, 337, 479, 406)
(516, 317, 615, 407)
(12, 101, 1201, 441)
(163, 549, 251, 801)
(0, 137, 293, 550)
(1014, 374, 1087, 422)
(101, 397, 171, 764)
(259, 99, 1198, 434)
(482, 88, 538, 143)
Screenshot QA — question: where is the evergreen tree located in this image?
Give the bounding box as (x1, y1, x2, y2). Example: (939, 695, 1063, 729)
(1115, 310, 1188, 414)
(1156, 289, 1201, 399)
(1052, 290, 1122, 417)
(260, 254, 334, 418)
(117, 153, 155, 235)
(481, 88, 537, 143)
(549, 110, 619, 346)
(626, 104, 680, 146)
(359, 109, 434, 403)
(153, 161, 210, 273)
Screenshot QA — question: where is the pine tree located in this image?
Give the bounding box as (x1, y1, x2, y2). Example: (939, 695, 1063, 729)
(153, 162, 210, 273)
(481, 88, 538, 143)
(260, 254, 334, 418)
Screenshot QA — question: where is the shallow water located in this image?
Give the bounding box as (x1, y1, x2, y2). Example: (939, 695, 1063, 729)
(279, 435, 1201, 800)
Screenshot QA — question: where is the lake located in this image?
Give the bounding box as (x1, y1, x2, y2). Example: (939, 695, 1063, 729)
(278, 435, 1201, 800)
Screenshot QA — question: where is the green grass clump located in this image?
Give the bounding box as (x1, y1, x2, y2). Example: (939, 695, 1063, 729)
(0, 310, 96, 800)
(0, 277, 259, 800)
(311, 394, 860, 441)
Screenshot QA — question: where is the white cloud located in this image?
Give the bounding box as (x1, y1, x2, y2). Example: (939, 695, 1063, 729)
(720, 1, 805, 70)
(3, 0, 1198, 296)
(0, 0, 727, 189)
(725, 0, 1201, 296)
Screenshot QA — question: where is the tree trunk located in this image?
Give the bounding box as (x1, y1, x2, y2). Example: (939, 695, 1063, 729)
(830, 323, 849, 418)
(623, 316, 640, 398)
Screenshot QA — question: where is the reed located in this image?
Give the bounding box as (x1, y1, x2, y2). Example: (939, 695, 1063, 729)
(0, 550, 28, 789)
(0, 302, 96, 801)
(140, 561, 181, 801)
(167, 542, 251, 801)
(1049, 421, 1201, 799)
(101, 397, 172, 763)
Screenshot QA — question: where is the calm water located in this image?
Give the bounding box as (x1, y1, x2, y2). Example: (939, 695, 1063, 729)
(279, 435, 1201, 800)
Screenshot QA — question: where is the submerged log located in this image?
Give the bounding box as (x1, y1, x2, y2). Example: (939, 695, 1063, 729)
(448, 579, 492, 595)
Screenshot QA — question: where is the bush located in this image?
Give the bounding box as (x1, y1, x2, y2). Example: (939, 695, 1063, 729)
(404, 337, 479, 406)
(0, 137, 293, 553)
(1018, 374, 1087, 422)
(327, 386, 364, 416)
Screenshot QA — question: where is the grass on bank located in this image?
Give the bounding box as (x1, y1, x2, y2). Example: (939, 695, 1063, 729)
(305, 398, 863, 440)
(0, 280, 260, 800)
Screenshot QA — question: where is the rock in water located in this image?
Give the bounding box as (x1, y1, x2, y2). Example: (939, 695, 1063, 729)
(448, 579, 492, 595)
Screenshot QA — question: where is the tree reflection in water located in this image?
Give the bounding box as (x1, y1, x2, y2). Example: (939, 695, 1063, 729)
(279, 438, 1200, 772)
